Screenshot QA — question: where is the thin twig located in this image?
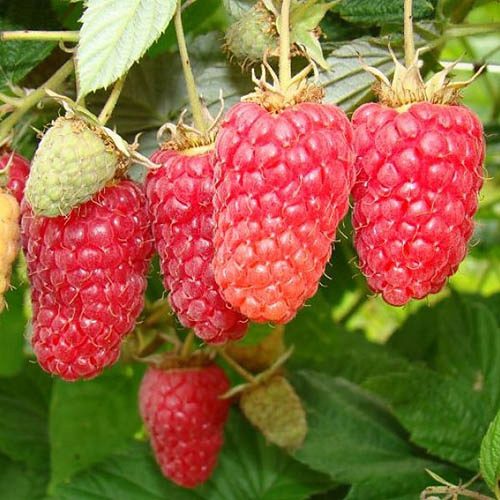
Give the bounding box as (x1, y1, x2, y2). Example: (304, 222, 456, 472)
(97, 76, 126, 125)
(0, 58, 74, 143)
(0, 30, 79, 42)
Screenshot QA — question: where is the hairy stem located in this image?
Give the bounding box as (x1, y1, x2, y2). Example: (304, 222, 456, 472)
(279, 0, 292, 90)
(0, 58, 74, 144)
(98, 76, 126, 125)
(445, 22, 500, 38)
(404, 0, 415, 66)
(174, 0, 207, 133)
(421, 486, 494, 500)
(0, 30, 79, 42)
(180, 331, 195, 358)
(216, 347, 257, 384)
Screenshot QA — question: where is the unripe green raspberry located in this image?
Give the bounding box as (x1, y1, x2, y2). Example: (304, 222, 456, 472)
(224, 2, 279, 65)
(240, 375, 307, 450)
(26, 117, 124, 217)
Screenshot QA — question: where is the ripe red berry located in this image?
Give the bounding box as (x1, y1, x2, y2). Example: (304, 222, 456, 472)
(139, 363, 230, 488)
(213, 101, 355, 323)
(352, 102, 484, 305)
(146, 148, 247, 344)
(21, 181, 153, 381)
(0, 149, 30, 203)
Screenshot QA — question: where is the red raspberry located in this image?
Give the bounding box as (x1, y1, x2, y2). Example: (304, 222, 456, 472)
(21, 181, 153, 381)
(352, 102, 484, 306)
(146, 149, 247, 344)
(0, 149, 30, 203)
(213, 102, 355, 323)
(139, 363, 230, 488)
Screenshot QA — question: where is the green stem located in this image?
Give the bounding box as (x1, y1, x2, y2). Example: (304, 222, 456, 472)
(421, 486, 493, 499)
(98, 76, 126, 125)
(278, 0, 292, 90)
(180, 331, 195, 359)
(0, 30, 79, 42)
(445, 23, 500, 38)
(0, 58, 74, 144)
(216, 347, 256, 383)
(173, 0, 207, 133)
(404, 0, 415, 66)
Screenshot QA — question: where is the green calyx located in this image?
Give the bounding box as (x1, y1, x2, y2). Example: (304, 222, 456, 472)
(25, 116, 125, 217)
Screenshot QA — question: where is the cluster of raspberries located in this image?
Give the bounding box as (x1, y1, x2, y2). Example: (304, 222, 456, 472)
(1, 90, 484, 488)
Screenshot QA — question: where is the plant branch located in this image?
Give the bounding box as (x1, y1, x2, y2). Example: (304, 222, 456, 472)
(279, 0, 292, 89)
(404, 0, 415, 66)
(98, 76, 126, 125)
(180, 331, 195, 359)
(444, 23, 500, 38)
(420, 486, 494, 500)
(0, 30, 79, 42)
(216, 347, 257, 383)
(0, 58, 74, 144)
(173, 0, 207, 133)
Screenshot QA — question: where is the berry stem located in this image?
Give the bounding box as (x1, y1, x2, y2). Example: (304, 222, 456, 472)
(180, 331, 195, 359)
(404, 0, 415, 67)
(173, 0, 207, 134)
(98, 76, 126, 126)
(0, 58, 74, 144)
(278, 0, 292, 90)
(0, 30, 79, 42)
(216, 347, 257, 384)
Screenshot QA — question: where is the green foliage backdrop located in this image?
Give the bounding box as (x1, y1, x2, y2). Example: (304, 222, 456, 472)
(0, 0, 499, 498)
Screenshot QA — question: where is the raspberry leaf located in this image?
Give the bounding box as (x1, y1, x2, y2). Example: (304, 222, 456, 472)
(49, 366, 144, 490)
(292, 370, 467, 498)
(51, 412, 332, 499)
(480, 410, 500, 497)
(365, 367, 494, 470)
(0, 0, 57, 92)
(0, 364, 51, 470)
(333, 0, 434, 26)
(389, 296, 500, 409)
(77, 0, 176, 97)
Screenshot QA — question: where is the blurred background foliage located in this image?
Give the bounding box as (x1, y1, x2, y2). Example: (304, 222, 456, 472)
(0, 0, 499, 499)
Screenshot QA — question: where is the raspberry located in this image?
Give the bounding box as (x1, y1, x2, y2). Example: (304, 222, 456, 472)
(139, 363, 230, 488)
(146, 148, 247, 344)
(213, 101, 355, 323)
(25, 117, 125, 217)
(0, 149, 30, 203)
(224, 1, 279, 65)
(352, 102, 484, 305)
(0, 190, 20, 313)
(21, 180, 153, 380)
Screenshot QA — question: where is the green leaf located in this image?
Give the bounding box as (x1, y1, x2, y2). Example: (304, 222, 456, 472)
(389, 294, 500, 410)
(91, 33, 252, 135)
(51, 411, 332, 499)
(0, 454, 48, 500)
(0, 364, 51, 470)
(0, 0, 57, 91)
(365, 366, 492, 470)
(0, 275, 26, 376)
(147, 0, 227, 58)
(223, 0, 254, 19)
(480, 410, 500, 497)
(334, 0, 434, 25)
(320, 38, 397, 111)
(77, 0, 177, 96)
(292, 370, 465, 498)
(49, 364, 144, 490)
(287, 289, 408, 384)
